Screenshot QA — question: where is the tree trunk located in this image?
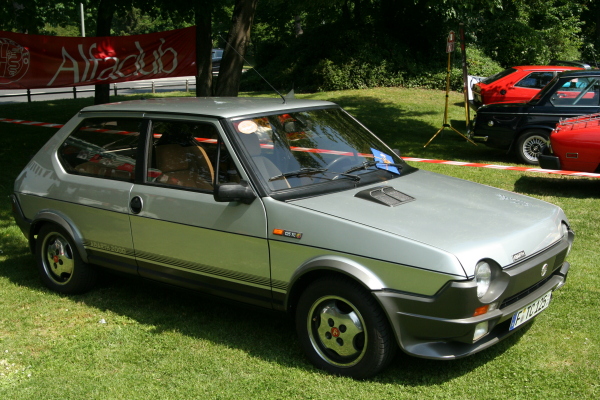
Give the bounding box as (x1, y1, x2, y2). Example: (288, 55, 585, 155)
(94, 0, 116, 105)
(214, 0, 259, 97)
(195, 1, 214, 97)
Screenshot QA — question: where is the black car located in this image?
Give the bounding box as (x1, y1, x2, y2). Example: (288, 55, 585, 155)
(469, 70, 600, 164)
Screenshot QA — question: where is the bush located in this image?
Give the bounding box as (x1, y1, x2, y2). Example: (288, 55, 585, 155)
(315, 59, 404, 91)
(240, 26, 503, 93)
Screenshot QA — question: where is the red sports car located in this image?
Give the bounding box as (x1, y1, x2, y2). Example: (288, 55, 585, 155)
(539, 113, 600, 173)
(472, 65, 584, 108)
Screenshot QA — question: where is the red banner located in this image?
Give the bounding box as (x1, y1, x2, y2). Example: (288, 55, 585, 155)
(0, 27, 196, 89)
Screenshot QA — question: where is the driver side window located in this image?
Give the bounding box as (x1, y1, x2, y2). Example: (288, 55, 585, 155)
(146, 120, 240, 191)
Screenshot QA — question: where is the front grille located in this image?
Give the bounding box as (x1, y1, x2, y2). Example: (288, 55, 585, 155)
(500, 273, 555, 309)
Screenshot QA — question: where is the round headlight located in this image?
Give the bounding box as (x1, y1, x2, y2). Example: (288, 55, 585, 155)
(475, 262, 492, 298)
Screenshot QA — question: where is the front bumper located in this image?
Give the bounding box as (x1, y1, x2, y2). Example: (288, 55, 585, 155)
(538, 145, 562, 170)
(374, 238, 571, 360)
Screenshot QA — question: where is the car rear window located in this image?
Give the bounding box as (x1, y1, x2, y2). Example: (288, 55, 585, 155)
(481, 68, 517, 85)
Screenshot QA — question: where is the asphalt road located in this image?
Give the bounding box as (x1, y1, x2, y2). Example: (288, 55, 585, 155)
(0, 76, 197, 104)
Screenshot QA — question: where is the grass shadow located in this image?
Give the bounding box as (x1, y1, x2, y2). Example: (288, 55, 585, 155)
(514, 175, 600, 199)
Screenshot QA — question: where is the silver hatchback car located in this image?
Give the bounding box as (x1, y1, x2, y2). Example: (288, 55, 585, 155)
(11, 97, 573, 378)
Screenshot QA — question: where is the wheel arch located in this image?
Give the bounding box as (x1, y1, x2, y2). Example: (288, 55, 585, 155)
(284, 255, 385, 316)
(29, 210, 89, 263)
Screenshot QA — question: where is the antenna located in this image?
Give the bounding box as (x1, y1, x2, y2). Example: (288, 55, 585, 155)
(219, 35, 286, 103)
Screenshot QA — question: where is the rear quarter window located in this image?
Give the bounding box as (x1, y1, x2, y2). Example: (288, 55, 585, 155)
(515, 72, 555, 89)
(58, 118, 144, 182)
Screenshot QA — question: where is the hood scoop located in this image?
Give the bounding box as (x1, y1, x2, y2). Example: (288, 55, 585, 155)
(355, 186, 415, 207)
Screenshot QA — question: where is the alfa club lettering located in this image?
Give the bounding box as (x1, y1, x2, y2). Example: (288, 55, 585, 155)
(0, 27, 196, 89)
(48, 38, 178, 86)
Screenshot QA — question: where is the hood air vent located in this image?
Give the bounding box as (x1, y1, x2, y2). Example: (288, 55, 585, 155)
(355, 186, 415, 207)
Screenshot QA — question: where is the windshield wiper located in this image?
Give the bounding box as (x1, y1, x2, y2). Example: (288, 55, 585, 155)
(269, 167, 328, 181)
(343, 160, 378, 174)
(343, 160, 403, 175)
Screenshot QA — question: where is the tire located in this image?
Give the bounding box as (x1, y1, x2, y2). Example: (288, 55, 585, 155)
(295, 277, 397, 379)
(35, 224, 97, 294)
(516, 130, 549, 165)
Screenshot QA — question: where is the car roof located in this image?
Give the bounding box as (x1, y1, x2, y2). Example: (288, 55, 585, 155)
(512, 65, 584, 71)
(79, 97, 337, 119)
(556, 70, 600, 78)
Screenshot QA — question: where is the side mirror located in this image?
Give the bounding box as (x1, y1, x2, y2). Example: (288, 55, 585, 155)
(213, 180, 256, 204)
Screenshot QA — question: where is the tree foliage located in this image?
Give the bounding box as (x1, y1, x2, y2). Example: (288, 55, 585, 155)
(1, 0, 598, 96)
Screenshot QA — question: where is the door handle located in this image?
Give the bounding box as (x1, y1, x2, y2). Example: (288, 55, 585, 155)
(130, 196, 143, 214)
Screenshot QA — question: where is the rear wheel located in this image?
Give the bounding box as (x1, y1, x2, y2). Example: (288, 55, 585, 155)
(35, 224, 97, 294)
(516, 130, 549, 165)
(295, 277, 397, 379)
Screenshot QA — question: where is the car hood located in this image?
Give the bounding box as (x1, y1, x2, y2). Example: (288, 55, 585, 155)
(290, 170, 565, 275)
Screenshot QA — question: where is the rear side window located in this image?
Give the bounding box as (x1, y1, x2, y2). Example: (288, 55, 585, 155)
(515, 72, 555, 89)
(481, 68, 516, 85)
(58, 118, 143, 182)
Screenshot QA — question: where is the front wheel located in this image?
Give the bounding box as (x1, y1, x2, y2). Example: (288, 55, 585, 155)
(35, 224, 97, 294)
(516, 130, 549, 165)
(295, 277, 397, 379)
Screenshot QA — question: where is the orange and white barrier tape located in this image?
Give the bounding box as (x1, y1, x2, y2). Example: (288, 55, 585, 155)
(403, 157, 600, 178)
(2, 117, 598, 178)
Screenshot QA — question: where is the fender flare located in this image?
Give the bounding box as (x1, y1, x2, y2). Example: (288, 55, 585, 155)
(31, 210, 89, 263)
(284, 255, 385, 310)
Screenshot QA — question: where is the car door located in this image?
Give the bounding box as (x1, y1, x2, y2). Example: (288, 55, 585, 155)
(128, 116, 272, 308)
(508, 71, 555, 103)
(53, 114, 145, 274)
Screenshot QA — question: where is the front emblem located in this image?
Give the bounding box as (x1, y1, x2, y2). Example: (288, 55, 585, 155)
(512, 250, 526, 262)
(541, 263, 548, 277)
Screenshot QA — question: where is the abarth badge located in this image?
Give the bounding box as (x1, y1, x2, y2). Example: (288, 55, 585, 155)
(512, 250, 526, 262)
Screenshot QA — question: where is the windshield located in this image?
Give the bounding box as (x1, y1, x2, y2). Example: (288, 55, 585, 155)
(228, 107, 412, 196)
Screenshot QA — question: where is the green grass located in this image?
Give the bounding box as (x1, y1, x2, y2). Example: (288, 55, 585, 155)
(1, 89, 599, 399)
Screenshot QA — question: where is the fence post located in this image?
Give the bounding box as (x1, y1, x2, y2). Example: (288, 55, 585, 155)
(185, 79, 189, 92)
(27, 89, 31, 103)
(114, 83, 118, 96)
(152, 81, 155, 94)
(73, 87, 77, 99)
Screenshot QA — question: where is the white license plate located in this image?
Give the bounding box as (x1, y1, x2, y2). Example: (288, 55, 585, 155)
(509, 291, 552, 331)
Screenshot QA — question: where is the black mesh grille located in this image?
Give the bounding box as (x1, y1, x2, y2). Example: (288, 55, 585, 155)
(500, 273, 555, 309)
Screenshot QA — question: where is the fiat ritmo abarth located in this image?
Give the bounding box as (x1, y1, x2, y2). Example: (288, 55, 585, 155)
(11, 97, 573, 378)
